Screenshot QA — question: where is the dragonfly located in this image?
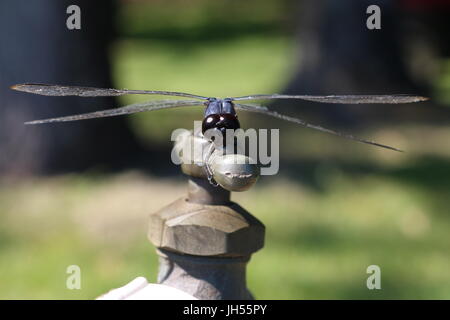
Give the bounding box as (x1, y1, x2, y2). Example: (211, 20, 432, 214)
(12, 83, 428, 154)
(12, 83, 428, 185)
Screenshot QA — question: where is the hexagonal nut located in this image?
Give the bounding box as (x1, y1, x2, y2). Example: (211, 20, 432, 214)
(148, 198, 265, 257)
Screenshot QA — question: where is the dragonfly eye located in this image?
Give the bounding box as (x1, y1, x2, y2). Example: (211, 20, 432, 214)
(202, 114, 240, 141)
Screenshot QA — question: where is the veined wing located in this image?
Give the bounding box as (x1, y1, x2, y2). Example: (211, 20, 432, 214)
(231, 94, 428, 104)
(235, 103, 403, 152)
(25, 99, 202, 125)
(11, 83, 209, 100)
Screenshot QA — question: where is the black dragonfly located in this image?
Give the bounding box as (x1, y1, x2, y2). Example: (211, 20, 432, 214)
(12, 83, 428, 153)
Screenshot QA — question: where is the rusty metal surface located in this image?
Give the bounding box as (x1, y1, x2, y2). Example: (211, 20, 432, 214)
(148, 196, 264, 257)
(187, 177, 230, 205)
(209, 154, 260, 192)
(157, 249, 253, 300)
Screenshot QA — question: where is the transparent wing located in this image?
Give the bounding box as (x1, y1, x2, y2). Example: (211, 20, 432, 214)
(231, 94, 428, 104)
(25, 100, 202, 125)
(235, 103, 403, 152)
(11, 83, 209, 100)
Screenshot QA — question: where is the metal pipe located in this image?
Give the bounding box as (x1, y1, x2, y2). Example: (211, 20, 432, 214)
(147, 129, 265, 300)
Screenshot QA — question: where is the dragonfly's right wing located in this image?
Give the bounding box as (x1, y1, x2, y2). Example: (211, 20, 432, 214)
(25, 99, 202, 125)
(235, 103, 403, 152)
(231, 94, 428, 104)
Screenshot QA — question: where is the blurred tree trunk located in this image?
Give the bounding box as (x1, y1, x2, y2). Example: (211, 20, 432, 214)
(279, 0, 449, 127)
(0, 0, 143, 177)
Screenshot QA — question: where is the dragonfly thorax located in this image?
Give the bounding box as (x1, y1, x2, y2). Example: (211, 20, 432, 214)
(204, 98, 236, 116)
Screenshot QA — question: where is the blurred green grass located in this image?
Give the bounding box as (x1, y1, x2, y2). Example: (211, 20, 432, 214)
(1, 0, 450, 299)
(1, 166, 449, 299)
(111, 35, 294, 144)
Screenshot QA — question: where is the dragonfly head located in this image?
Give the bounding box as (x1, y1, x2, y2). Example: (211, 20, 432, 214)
(202, 98, 240, 143)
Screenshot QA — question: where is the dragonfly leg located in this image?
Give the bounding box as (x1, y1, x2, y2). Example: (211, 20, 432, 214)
(203, 141, 219, 187)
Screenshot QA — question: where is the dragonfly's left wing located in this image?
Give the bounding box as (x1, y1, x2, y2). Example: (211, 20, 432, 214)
(12, 83, 209, 100)
(231, 94, 428, 104)
(235, 103, 403, 152)
(25, 100, 202, 125)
